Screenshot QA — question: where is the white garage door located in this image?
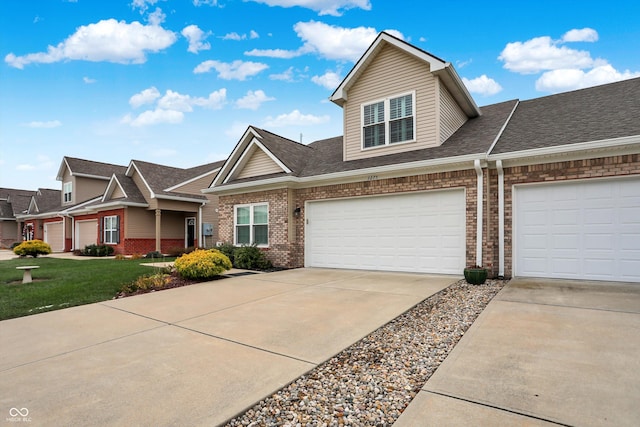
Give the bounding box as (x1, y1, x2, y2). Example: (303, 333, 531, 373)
(44, 222, 64, 252)
(305, 189, 466, 274)
(76, 219, 97, 250)
(514, 177, 640, 282)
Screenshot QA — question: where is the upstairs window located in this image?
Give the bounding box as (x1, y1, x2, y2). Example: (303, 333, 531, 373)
(235, 203, 268, 246)
(63, 182, 72, 203)
(362, 92, 415, 149)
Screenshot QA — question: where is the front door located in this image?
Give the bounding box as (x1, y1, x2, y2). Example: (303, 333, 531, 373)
(186, 217, 196, 248)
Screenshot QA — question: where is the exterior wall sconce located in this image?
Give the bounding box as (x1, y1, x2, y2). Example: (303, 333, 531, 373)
(293, 207, 301, 217)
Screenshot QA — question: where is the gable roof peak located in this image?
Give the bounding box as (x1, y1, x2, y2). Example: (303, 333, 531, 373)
(330, 31, 480, 118)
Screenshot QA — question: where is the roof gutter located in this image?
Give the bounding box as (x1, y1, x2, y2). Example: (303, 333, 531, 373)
(204, 153, 484, 195)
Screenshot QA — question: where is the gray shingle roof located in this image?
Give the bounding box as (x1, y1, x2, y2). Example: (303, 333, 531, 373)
(130, 160, 215, 200)
(492, 77, 640, 154)
(0, 188, 37, 217)
(32, 189, 62, 214)
(252, 127, 314, 175)
(113, 174, 148, 204)
(64, 157, 127, 178)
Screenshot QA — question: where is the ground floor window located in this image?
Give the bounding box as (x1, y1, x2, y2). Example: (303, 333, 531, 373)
(234, 203, 268, 246)
(103, 215, 119, 244)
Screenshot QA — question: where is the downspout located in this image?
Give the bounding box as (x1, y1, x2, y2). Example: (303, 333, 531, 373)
(474, 159, 483, 267)
(496, 160, 505, 278)
(199, 202, 205, 248)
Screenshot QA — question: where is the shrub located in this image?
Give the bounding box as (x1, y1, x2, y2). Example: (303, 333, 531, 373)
(215, 242, 236, 265)
(174, 249, 232, 280)
(121, 273, 171, 294)
(10, 242, 21, 250)
(114, 254, 127, 260)
(144, 251, 163, 259)
(13, 240, 52, 257)
(234, 245, 272, 270)
(82, 244, 114, 257)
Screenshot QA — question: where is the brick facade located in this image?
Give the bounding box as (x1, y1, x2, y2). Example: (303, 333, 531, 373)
(219, 168, 484, 271)
(218, 154, 640, 277)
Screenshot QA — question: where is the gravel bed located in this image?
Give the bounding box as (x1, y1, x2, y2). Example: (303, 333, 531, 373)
(224, 278, 506, 427)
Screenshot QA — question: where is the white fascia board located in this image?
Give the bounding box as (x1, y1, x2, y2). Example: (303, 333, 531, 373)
(206, 153, 483, 194)
(165, 168, 221, 192)
(62, 196, 103, 214)
(222, 138, 291, 184)
(488, 135, 640, 165)
(127, 162, 155, 198)
(433, 64, 481, 117)
(486, 101, 519, 157)
(55, 158, 71, 181)
(102, 175, 126, 203)
(211, 128, 259, 187)
(72, 173, 111, 180)
(155, 194, 209, 204)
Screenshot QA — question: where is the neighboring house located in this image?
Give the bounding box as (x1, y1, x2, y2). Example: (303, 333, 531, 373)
(16, 156, 224, 255)
(0, 188, 38, 248)
(205, 32, 640, 283)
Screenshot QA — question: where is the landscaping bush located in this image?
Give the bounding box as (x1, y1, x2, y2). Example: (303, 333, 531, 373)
(82, 244, 114, 257)
(120, 273, 171, 294)
(144, 251, 163, 259)
(10, 242, 21, 250)
(215, 242, 236, 265)
(174, 249, 232, 280)
(234, 245, 272, 270)
(13, 240, 52, 257)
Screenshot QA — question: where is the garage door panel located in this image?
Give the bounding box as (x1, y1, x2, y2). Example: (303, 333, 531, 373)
(306, 190, 465, 274)
(515, 177, 640, 282)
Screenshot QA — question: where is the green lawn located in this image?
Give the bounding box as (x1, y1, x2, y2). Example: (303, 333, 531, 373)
(0, 257, 173, 321)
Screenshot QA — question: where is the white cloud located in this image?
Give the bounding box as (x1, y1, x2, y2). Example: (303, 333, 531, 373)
(22, 120, 62, 128)
(263, 109, 330, 127)
(249, 30, 259, 39)
(181, 24, 211, 53)
(131, 0, 160, 13)
(498, 31, 601, 74)
(462, 75, 503, 96)
(193, 0, 218, 5)
(122, 109, 184, 127)
(270, 67, 295, 81)
(235, 90, 275, 110)
(221, 31, 259, 41)
(294, 21, 403, 62)
(562, 28, 598, 43)
(247, 0, 371, 16)
(147, 7, 166, 25)
(16, 155, 55, 172)
(5, 19, 176, 69)
(535, 64, 640, 93)
(311, 71, 342, 90)
(193, 59, 268, 80)
(83, 76, 96, 84)
(124, 88, 226, 126)
(129, 87, 161, 108)
(245, 22, 402, 63)
(245, 47, 303, 59)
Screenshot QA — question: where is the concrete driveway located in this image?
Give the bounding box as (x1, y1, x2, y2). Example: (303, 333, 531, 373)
(396, 277, 640, 427)
(0, 268, 455, 426)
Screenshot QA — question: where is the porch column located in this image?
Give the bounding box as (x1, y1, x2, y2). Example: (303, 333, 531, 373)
(155, 209, 161, 252)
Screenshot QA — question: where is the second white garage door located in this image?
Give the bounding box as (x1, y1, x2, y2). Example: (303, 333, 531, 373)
(44, 222, 64, 252)
(514, 177, 640, 282)
(75, 219, 98, 250)
(305, 189, 466, 274)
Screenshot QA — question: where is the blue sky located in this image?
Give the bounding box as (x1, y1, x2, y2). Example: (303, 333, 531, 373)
(2, 0, 639, 191)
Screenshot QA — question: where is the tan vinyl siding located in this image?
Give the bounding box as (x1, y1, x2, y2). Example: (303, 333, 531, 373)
(160, 211, 185, 239)
(74, 176, 109, 203)
(439, 84, 468, 143)
(61, 169, 73, 205)
(236, 149, 282, 179)
(156, 199, 199, 212)
(125, 208, 155, 238)
(131, 172, 156, 208)
(111, 185, 125, 199)
(171, 171, 218, 195)
(344, 44, 438, 161)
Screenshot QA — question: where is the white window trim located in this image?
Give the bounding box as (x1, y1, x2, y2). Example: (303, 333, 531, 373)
(63, 182, 72, 203)
(234, 203, 269, 247)
(103, 215, 118, 245)
(361, 90, 416, 150)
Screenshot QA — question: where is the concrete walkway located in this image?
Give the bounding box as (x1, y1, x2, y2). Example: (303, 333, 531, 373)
(0, 268, 456, 426)
(395, 278, 640, 427)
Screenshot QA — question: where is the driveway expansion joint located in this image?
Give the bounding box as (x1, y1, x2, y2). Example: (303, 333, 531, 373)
(423, 390, 574, 427)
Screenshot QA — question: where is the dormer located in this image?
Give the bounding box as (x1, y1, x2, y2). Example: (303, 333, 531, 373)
(330, 32, 480, 162)
(56, 157, 127, 206)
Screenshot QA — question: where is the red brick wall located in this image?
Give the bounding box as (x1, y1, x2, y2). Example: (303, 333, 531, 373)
(219, 169, 481, 270)
(501, 154, 640, 278)
(123, 238, 186, 255)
